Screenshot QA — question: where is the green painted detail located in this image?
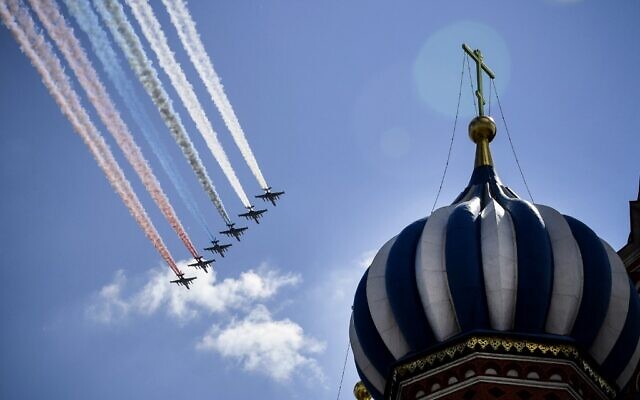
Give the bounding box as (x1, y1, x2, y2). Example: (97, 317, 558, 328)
(462, 43, 496, 116)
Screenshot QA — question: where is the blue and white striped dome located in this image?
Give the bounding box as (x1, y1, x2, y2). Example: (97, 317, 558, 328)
(350, 164, 640, 399)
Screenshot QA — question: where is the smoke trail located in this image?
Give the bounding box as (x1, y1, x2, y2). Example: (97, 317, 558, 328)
(0, 0, 182, 276)
(126, 0, 252, 208)
(162, 0, 268, 190)
(62, 0, 212, 238)
(94, 0, 231, 226)
(29, 0, 200, 258)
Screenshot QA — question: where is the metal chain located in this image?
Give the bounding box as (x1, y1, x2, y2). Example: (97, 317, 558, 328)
(465, 54, 477, 113)
(492, 79, 535, 202)
(488, 77, 492, 115)
(431, 54, 466, 212)
(335, 340, 351, 400)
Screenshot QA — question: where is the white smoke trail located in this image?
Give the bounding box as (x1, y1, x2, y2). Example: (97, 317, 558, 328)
(162, 0, 268, 189)
(0, 0, 182, 276)
(29, 0, 200, 258)
(126, 0, 252, 208)
(62, 0, 214, 238)
(94, 0, 231, 225)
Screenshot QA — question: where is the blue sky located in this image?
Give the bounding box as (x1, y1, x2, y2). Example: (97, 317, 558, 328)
(1, 0, 639, 399)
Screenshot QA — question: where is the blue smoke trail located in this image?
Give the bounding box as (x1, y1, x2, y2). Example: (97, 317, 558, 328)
(63, 0, 212, 239)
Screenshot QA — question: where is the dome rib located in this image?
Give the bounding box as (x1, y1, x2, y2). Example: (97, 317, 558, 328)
(385, 218, 436, 351)
(601, 277, 640, 386)
(590, 241, 632, 364)
(353, 270, 395, 378)
(480, 190, 518, 331)
(565, 215, 613, 348)
(616, 329, 640, 390)
(416, 206, 460, 341)
(350, 316, 385, 397)
(366, 237, 411, 359)
(492, 183, 554, 333)
(445, 195, 489, 332)
(537, 205, 584, 335)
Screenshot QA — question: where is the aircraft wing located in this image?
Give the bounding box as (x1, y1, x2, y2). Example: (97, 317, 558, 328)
(204, 246, 215, 251)
(238, 226, 248, 232)
(171, 276, 197, 283)
(238, 211, 251, 218)
(255, 193, 268, 199)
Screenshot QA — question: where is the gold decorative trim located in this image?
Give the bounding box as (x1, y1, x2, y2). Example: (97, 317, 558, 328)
(390, 335, 616, 398)
(353, 381, 372, 400)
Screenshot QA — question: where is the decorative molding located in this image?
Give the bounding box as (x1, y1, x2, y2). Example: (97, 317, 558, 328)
(388, 335, 616, 399)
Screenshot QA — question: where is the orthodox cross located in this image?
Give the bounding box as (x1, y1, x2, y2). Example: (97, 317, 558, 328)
(462, 43, 496, 116)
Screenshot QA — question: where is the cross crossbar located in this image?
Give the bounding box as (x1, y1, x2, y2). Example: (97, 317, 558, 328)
(462, 43, 495, 116)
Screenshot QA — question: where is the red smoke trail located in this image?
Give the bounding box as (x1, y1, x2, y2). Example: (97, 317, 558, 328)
(0, 0, 182, 276)
(96, 0, 231, 225)
(28, 0, 200, 258)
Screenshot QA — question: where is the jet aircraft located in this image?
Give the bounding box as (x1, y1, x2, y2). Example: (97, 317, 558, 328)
(238, 205, 267, 224)
(204, 239, 232, 257)
(170, 273, 197, 290)
(220, 223, 248, 241)
(187, 256, 215, 273)
(255, 187, 285, 206)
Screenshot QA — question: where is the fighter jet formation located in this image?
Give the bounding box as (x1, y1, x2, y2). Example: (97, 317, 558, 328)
(0, 0, 287, 291)
(174, 187, 283, 288)
(175, 187, 284, 289)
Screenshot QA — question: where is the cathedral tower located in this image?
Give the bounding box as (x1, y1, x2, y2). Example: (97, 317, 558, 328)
(349, 44, 640, 400)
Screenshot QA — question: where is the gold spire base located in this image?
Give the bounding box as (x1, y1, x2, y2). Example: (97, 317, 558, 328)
(469, 115, 497, 167)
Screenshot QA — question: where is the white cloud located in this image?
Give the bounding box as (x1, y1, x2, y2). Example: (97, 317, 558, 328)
(133, 262, 301, 320)
(197, 304, 325, 382)
(85, 261, 325, 384)
(85, 269, 130, 324)
(86, 260, 300, 323)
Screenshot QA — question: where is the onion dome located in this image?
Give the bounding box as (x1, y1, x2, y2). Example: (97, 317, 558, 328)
(350, 116, 640, 399)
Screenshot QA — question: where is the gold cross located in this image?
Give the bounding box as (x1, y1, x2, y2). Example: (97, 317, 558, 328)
(462, 43, 496, 116)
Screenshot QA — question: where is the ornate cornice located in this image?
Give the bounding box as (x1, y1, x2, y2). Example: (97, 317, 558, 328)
(388, 335, 616, 399)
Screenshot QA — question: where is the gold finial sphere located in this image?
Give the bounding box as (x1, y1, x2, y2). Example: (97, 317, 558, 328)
(354, 381, 372, 400)
(468, 115, 497, 144)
